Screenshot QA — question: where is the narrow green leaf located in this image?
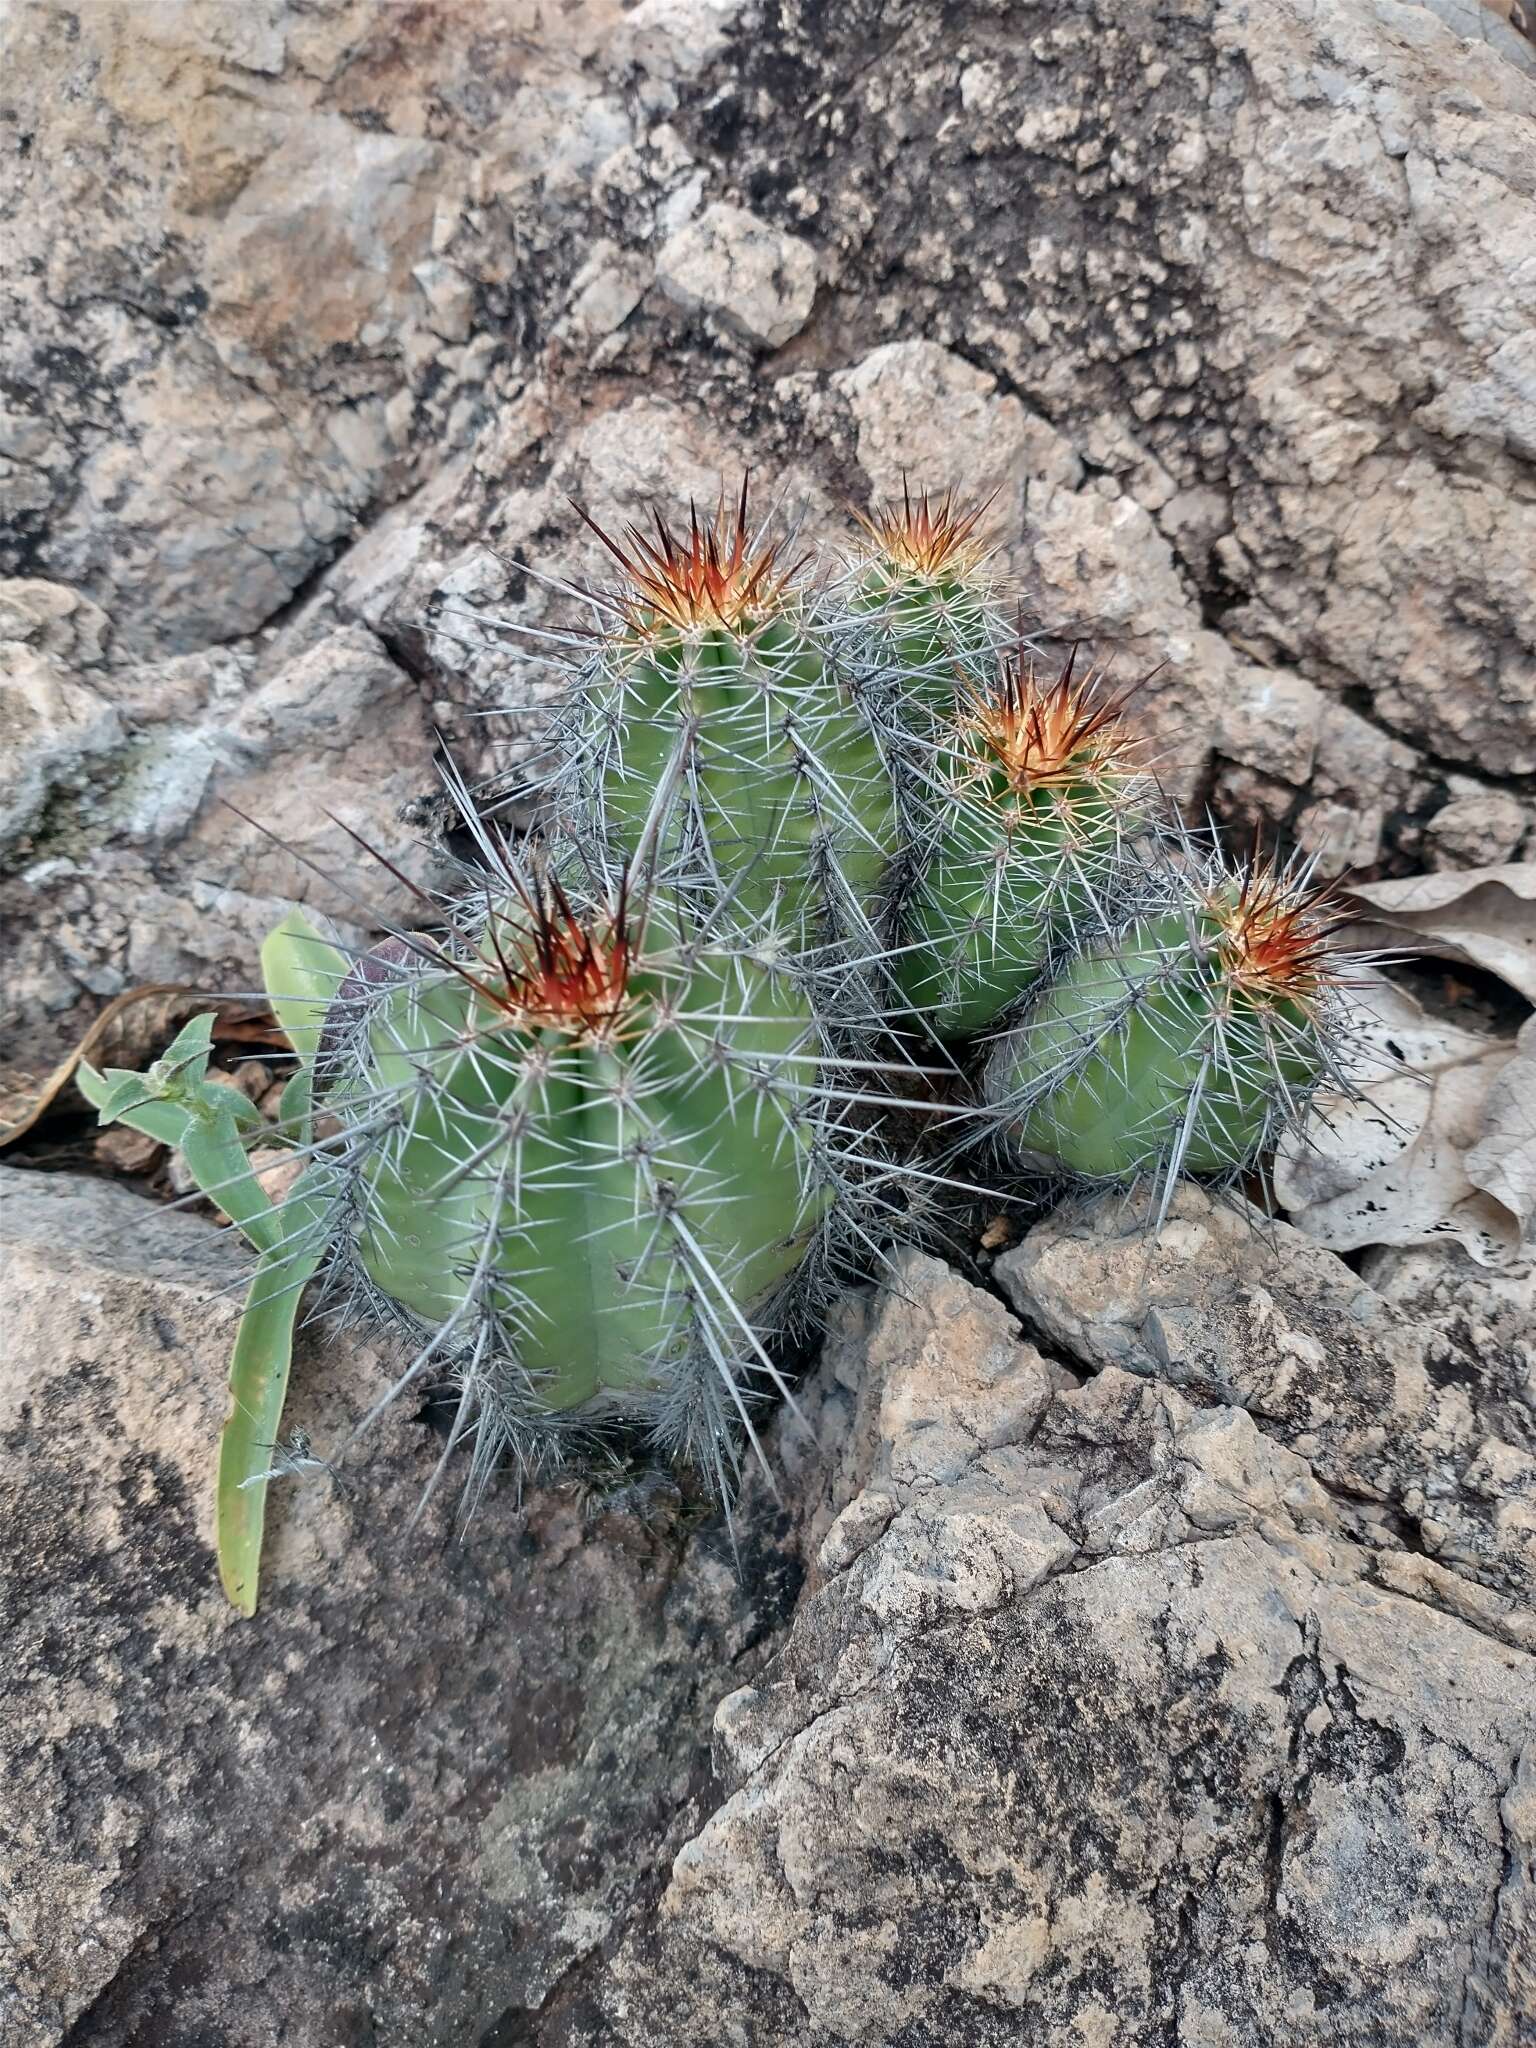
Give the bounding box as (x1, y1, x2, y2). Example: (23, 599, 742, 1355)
(84, 1036, 282, 1256)
(216, 1169, 331, 1617)
(180, 1119, 282, 1257)
(272, 1066, 314, 1149)
(261, 911, 348, 1069)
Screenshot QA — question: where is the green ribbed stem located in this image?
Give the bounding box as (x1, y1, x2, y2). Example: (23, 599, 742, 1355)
(338, 930, 823, 1409)
(895, 754, 1140, 1039)
(596, 617, 898, 935)
(855, 568, 994, 725)
(1006, 906, 1320, 1179)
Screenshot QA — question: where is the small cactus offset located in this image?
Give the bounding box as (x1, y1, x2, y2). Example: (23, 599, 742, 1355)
(841, 482, 1004, 723)
(892, 643, 1161, 1040)
(81, 471, 1366, 1611)
(544, 482, 903, 956)
(985, 841, 1353, 1208)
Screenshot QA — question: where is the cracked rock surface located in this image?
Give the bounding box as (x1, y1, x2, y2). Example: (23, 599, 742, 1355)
(4, 0, 1536, 2041)
(0, 1168, 803, 2048)
(599, 1242, 1536, 2047)
(6, 0, 1536, 1058)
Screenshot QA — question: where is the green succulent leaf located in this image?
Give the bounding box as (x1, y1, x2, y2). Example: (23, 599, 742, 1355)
(81, 1011, 282, 1255)
(271, 1066, 315, 1149)
(261, 909, 348, 1069)
(216, 1166, 332, 1618)
(76, 1061, 199, 1149)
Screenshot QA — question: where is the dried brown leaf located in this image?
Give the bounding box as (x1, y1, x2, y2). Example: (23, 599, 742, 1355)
(1346, 863, 1536, 1003)
(1275, 975, 1529, 1264)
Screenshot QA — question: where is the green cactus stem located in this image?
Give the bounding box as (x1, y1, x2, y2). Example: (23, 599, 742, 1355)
(301, 856, 855, 1516)
(552, 484, 902, 950)
(894, 645, 1158, 1040)
(987, 847, 1349, 1205)
(843, 482, 1003, 726)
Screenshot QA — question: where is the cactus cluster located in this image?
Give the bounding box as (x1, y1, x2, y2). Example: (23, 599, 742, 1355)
(83, 478, 1358, 1611)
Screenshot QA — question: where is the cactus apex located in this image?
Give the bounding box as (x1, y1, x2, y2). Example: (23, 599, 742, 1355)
(574, 473, 802, 637)
(849, 478, 1000, 586)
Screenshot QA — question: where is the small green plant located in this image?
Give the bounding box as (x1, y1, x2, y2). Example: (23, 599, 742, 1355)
(79, 968, 336, 1615)
(82, 479, 1357, 1611)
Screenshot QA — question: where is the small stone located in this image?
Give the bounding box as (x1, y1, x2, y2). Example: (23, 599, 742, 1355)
(560, 241, 652, 339)
(613, 0, 746, 79)
(1426, 788, 1530, 869)
(656, 201, 817, 349)
(0, 645, 124, 864)
(835, 340, 1080, 506)
(1294, 793, 1386, 875)
(94, 1125, 165, 1175)
(411, 258, 475, 343)
(1216, 665, 1325, 785)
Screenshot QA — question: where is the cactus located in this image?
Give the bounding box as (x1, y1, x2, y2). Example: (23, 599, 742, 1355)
(76, 473, 1371, 1614)
(842, 482, 1003, 725)
(86, 834, 935, 1606)
(892, 644, 1158, 1040)
(319, 867, 834, 1488)
(985, 843, 1350, 1209)
(545, 482, 902, 954)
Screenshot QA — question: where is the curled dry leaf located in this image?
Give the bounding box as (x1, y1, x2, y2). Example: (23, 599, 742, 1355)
(1275, 976, 1532, 1264)
(1463, 1016, 1536, 1240)
(1345, 863, 1536, 1003)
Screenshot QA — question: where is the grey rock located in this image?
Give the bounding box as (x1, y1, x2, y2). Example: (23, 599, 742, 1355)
(0, 1166, 797, 2048)
(0, 646, 124, 864)
(1427, 786, 1533, 868)
(605, 1250, 1536, 2047)
(995, 1185, 1536, 1639)
(1, 625, 442, 1035)
(657, 201, 818, 349)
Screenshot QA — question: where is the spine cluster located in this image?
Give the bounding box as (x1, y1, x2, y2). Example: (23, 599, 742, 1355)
(82, 478, 1358, 1610)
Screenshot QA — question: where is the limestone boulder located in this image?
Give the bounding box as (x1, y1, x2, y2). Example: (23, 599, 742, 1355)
(603, 1250, 1536, 2046)
(0, 1167, 796, 2048)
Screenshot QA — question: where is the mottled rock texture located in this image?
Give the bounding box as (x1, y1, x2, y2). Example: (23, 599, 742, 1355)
(997, 1187, 1536, 1636)
(5, 0, 1536, 1055)
(600, 1243, 1536, 2047)
(4, 0, 1536, 2041)
(0, 1167, 803, 2048)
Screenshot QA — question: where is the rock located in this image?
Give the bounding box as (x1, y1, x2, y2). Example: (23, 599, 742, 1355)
(558, 241, 654, 343)
(8, 0, 1536, 2035)
(1214, 665, 1325, 788)
(656, 201, 818, 349)
(0, 645, 124, 863)
(0, 625, 443, 1036)
(835, 341, 1081, 509)
(0, 579, 111, 667)
(1412, 0, 1536, 74)
(995, 1186, 1536, 1635)
(613, 0, 749, 82)
(0, 1166, 798, 2048)
(1428, 786, 1533, 868)
(605, 1249, 1536, 2045)
(1361, 1238, 1536, 1356)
